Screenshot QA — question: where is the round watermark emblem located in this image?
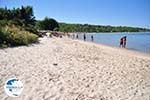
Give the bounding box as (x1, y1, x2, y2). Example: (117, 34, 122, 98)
(4, 77, 23, 97)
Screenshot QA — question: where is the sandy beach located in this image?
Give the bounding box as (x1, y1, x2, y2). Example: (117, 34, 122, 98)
(0, 37, 150, 100)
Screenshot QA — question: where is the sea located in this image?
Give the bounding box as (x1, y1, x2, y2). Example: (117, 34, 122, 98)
(75, 32, 150, 53)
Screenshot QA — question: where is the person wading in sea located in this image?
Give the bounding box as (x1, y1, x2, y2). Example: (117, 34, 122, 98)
(120, 36, 127, 48)
(123, 36, 127, 48)
(91, 35, 94, 41)
(76, 34, 78, 39)
(120, 37, 124, 47)
(83, 34, 86, 41)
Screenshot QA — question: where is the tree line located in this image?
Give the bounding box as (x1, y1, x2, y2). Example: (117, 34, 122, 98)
(58, 23, 150, 32)
(35, 20, 150, 32)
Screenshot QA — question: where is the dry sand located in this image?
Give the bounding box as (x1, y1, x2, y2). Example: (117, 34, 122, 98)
(0, 37, 150, 100)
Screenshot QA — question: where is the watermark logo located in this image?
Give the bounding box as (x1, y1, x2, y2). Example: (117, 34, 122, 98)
(4, 77, 23, 97)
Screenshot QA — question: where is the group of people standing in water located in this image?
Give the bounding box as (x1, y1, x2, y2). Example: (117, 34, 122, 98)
(73, 33, 94, 42)
(72, 33, 127, 48)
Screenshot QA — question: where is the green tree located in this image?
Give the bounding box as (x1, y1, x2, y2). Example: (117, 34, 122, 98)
(0, 6, 35, 26)
(36, 17, 59, 31)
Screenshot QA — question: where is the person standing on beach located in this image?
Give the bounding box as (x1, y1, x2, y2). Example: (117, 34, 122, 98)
(72, 34, 75, 39)
(83, 34, 86, 41)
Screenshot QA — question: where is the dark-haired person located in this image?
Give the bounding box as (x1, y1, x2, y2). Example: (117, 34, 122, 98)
(91, 35, 94, 41)
(120, 37, 124, 47)
(83, 34, 86, 41)
(76, 34, 78, 39)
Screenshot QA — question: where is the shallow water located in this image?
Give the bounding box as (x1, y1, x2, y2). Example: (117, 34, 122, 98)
(75, 32, 150, 53)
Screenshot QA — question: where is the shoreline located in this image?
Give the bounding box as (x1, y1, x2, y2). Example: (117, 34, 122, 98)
(72, 38, 150, 59)
(71, 32, 150, 54)
(72, 37, 150, 58)
(73, 31, 150, 34)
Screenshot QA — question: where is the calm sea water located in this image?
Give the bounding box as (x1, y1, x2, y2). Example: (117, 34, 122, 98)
(76, 32, 150, 53)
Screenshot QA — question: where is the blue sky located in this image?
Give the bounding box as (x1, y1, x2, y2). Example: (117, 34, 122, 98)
(0, 0, 150, 28)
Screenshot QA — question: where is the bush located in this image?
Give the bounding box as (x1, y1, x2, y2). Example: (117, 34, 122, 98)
(25, 31, 38, 43)
(0, 44, 8, 48)
(0, 25, 38, 47)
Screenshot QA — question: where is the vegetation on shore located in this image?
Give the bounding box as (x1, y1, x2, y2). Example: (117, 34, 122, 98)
(0, 6, 38, 48)
(0, 25, 38, 48)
